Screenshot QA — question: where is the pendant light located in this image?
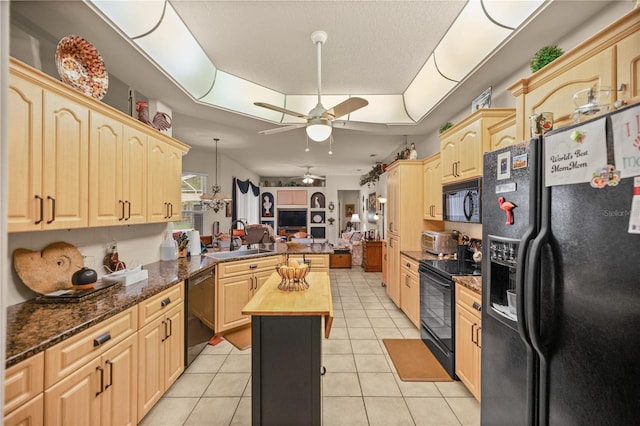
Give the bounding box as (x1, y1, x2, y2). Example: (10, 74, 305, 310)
(201, 138, 232, 212)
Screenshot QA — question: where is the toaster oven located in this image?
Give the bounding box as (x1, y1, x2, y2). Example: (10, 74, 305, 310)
(421, 231, 456, 255)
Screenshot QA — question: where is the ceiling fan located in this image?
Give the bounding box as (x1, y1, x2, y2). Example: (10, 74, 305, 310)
(298, 166, 325, 184)
(254, 30, 369, 141)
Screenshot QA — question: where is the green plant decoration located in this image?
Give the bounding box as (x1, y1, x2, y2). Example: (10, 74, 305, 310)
(439, 122, 453, 134)
(359, 163, 384, 187)
(530, 45, 564, 73)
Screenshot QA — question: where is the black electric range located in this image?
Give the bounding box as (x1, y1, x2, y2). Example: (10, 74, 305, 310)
(419, 258, 481, 279)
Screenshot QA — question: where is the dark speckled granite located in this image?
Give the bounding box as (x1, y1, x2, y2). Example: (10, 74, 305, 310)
(5, 244, 334, 368)
(401, 250, 439, 263)
(454, 276, 482, 295)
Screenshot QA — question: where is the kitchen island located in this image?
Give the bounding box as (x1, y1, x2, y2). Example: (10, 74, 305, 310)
(242, 271, 333, 426)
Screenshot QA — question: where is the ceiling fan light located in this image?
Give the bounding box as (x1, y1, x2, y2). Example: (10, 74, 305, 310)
(306, 118, 332, 142)
(302, 176, 314, 184)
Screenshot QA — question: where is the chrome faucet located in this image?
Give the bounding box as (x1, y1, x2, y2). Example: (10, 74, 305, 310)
(229, 219, 247, 251)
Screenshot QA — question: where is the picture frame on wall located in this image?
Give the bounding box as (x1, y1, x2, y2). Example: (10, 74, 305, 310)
(225, 202, 232, 217)
(368, 192, 377, 223)
(345, 204, 355, 218)
(471, 86, 492, 112)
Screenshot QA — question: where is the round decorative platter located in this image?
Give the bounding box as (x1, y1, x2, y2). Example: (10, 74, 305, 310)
(55, 35, 108, 100)
(313, 214, 322, 223)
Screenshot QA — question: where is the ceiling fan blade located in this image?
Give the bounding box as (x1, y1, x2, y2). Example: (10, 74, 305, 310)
(307, 174, 325, 180)
(254, 102, 309, 120)
(258, 123, 306, 135)
(323, 97, 368, 119)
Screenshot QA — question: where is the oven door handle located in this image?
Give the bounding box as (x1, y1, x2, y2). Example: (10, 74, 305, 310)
(421, 271, 451, 288)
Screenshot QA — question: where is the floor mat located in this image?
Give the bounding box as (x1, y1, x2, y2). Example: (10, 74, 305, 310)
(383, 339, 453, 382)
(223, 325, 251, 351)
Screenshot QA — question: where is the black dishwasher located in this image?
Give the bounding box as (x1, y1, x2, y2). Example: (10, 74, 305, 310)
(185, 266, 216, 366)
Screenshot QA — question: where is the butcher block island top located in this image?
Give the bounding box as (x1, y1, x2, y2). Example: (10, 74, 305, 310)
(242, 271, 333, 338)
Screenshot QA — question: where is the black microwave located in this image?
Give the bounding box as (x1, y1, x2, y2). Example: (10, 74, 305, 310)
(442, 178, 482, 223)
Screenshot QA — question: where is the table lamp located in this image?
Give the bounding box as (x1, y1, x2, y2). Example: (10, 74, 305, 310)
(350, 213, 361, 231)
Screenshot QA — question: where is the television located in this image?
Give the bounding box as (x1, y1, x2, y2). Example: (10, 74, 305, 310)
(278, 209, 307, 228)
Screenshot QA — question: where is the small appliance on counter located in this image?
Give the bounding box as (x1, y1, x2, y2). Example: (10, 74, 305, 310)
(421, 230, 456, 255)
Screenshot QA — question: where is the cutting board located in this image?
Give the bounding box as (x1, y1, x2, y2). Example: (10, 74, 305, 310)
(13, 242, 83, 294)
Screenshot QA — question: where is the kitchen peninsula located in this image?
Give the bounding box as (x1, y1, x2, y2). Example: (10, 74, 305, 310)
(242, 271, 333, 426)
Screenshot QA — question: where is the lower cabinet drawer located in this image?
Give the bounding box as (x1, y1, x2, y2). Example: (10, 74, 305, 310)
(138, 282, 184, 327)
(4, 352, 44, 415)
(3, 393, 43, 426)
(44, 306, 137, 388)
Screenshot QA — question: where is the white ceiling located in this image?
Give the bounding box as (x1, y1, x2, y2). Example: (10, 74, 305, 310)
(10, 0, 619, 180)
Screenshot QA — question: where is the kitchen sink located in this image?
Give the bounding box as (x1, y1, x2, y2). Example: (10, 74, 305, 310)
(205, 248, 275, 260)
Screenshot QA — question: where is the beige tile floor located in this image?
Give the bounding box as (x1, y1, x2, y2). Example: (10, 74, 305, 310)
(140, 269, 480, 426)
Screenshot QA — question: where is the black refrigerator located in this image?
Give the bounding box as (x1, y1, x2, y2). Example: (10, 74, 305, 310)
(481, 104, 640, 425)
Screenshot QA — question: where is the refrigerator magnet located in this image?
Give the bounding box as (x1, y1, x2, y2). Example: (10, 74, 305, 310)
(513, 154, 528, 169)
(498, 197, 516, 225)
(628, 176, 640, 234)
(590, 164, 621, 189)
(497, 151, 511, 180)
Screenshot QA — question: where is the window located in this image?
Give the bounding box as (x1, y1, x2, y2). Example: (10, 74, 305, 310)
(176, 172, 206, 233)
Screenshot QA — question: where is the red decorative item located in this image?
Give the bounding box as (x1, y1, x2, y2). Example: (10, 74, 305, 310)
(498, 197, 516, 225)
(136, 101, 172, 131)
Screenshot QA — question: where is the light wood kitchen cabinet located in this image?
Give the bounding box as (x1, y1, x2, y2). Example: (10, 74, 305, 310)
(44, 307, 138, 388)
(147, 138, 183, 222)
(400, 255, 420, 328)
(8, 57, 189, 231)
(4, 393, 43, 426)
(488, 113, 517, 151)
(455, 284, 482, 401)
(386, 235, 400, 306)
(4, 352, 44, 426)
(381, 240, 388, 286)
(508, 9, 640, 139)
(89, 111, 148, 227)
(385, 161, 438, 307)
(216, 256, 282, 333)
(7, 65, 89, 232)
(138, 299, 184, 421)
(423, 153, 443, 221)
(44, 333, 137, 426)
(440, 109, 514, 184)
(137, 282, 184, 421)
(303, 253, 330, 273)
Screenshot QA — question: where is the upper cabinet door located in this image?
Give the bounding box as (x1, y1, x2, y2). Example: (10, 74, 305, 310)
(122, 127, 148, 224)
(147, 138, 183, 223)
(8, 72, 43, 232)
(89, 111, 123, 227)
(41, 90, 89, 230)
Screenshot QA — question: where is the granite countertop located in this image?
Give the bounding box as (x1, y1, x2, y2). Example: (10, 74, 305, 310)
(5, 243, 335, 368)
(401, 250, 439, 263)
(5, 255, 217, 368)
(454, 276, 482, 295)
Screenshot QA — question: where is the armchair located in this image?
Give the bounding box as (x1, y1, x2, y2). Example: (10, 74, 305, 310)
(336, 231, 363, 266)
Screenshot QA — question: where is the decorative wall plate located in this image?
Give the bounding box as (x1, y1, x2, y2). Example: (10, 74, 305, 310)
(55, 35, 109, 100)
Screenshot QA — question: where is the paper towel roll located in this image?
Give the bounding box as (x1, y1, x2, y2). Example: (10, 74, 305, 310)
(188, 230, 201, 255)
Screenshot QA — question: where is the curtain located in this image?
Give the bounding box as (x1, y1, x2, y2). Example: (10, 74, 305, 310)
(233, 178, 260, 225)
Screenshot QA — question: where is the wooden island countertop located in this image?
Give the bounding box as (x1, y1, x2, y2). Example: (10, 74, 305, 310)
(242, 271, 333, 338)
